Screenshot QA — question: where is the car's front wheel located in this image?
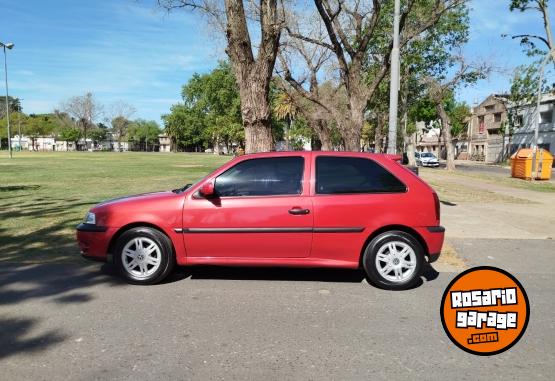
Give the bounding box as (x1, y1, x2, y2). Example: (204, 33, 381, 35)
(114, 227, 175, 285)
(362, 231, 424, 290)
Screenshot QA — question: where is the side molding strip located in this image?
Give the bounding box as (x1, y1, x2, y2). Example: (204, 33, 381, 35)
(173, 227, 364, 234)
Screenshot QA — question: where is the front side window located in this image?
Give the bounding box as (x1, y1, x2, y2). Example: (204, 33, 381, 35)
(316, 156, 406, 194)
(215, 157, 304, 197)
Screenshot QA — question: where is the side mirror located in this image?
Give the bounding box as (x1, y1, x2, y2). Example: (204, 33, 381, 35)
(199, 181, 215, 197)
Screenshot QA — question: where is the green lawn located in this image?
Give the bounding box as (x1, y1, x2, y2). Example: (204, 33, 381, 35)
(0, 152, 230, 263)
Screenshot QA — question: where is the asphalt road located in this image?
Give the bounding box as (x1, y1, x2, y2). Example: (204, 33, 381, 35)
(1, 238, 554, 380)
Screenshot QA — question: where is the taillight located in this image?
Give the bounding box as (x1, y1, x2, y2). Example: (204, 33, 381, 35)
(432, 192, 440, 223)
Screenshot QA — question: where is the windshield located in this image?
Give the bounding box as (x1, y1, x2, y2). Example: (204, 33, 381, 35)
(420, 153, 435, 158)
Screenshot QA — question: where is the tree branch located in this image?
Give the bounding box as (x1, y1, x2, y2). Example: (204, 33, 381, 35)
(285, 27, 334, 51)
(511, 33, 550, 48)
(314, 0, 350, 80)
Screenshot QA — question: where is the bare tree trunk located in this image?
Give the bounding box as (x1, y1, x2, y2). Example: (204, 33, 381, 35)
(83, 123, 88, 151)
(225, 0, 280, 153)
(437, 103, 456, 171)
(237, 81, 274, 153)
(341, 122, 361, 151)
(340, 96, 365, 151)
(375, 114, 386, 153)
(311, 119, 332, 150)
(403, 116, 417, 166)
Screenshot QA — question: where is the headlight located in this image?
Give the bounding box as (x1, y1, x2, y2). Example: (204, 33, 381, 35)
(84, 212, 96, 225)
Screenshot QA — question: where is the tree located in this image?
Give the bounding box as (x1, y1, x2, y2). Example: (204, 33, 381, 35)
(423, 56, 490, 170)
(89, 128, 107, 144)
(276, 24, 335, 150)
(283, 0, 467, 151)
(273, 92, 299, 149)
(506, 1, 555, 158)
(129, 120, 162, 151)
(62, 92, 103, 149)
(108, 100, 136, 150)
(58, 127, 81, 150)
(23, 114, 59, 150)
(0, 96, 22, 119)
(164, 61, 244, 153)
(508, 0, 555, 60)
(446, 98, 471, 139)
(159, 0, 284, 153)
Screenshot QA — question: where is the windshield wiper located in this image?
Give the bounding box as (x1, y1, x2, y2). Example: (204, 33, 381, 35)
(172, 184, 193, 194)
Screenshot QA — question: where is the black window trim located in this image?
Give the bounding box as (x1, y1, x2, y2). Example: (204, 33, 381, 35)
(314, 155, 408, 195)
(214, 156, 306, 198)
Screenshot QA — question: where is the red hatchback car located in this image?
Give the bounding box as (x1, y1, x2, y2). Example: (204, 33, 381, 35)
(76, 151, 444, 289)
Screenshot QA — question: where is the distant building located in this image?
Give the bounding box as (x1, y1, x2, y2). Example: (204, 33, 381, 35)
(159, 134, 171, 152)
(467, 94, 508, 163)
(8, 133, 172, 153)
(508, 93, 555, 157)
(10, 135, 30, 151)
(414, 120, 469, 160)
(415, 121, 443, 157)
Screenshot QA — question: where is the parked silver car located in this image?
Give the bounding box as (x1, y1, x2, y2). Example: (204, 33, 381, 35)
(415, 152, 440, 167)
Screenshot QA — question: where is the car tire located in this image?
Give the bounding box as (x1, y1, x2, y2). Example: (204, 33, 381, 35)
(362, 230, 424, 290)
(114, 227, 175, 285)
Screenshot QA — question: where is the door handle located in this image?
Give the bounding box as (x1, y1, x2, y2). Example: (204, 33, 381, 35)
(289, 208, 310, 215)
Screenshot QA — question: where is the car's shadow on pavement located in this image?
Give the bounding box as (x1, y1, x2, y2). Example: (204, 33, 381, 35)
(160, 262, 441, 289)
(167, 266, 366, 283)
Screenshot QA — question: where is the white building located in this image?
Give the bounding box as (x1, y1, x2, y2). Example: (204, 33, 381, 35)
(10, 135, 30, 151)
(508, 93, 555, 156)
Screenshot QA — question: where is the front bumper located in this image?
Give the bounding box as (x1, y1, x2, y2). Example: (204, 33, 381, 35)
(422, 162, 439, 167)
(76, 223, 117, 262)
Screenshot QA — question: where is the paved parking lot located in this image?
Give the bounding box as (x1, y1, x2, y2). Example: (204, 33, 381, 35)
(1, 236, 554, 381)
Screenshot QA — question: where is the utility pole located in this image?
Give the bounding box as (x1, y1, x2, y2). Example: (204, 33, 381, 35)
(1, 41, 14, 158)
(17, 97, 23, 151)
(532, 49, 555, 179)
(387, 0, 401, 154)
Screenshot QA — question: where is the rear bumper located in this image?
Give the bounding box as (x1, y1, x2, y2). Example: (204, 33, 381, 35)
(76, 224, 117, 262)
(415, 226, 445, 263)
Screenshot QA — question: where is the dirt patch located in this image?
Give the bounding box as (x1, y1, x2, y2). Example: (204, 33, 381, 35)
(434, 241, 467, 273)
(172, 164, 205, 168)
(425, 178, 532, 204)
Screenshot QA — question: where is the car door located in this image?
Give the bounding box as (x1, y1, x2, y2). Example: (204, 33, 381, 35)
(310, 154, 408, 262)
(182, 155, 313, 258)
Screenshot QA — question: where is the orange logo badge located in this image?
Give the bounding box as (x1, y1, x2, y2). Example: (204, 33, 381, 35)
(440, 266, 529, 355)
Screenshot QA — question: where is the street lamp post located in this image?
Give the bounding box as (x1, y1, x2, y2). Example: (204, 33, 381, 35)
(1, 41, 14, 159)
(532, 49, 555, 180)
(387, 0, 401, 154)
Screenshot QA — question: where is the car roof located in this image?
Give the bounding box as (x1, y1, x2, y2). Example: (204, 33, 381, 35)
(239, 151, 402, 162)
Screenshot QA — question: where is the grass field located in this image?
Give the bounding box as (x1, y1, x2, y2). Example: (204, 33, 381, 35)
(2, 152, 550, 265)
(0, 152, 230, 263)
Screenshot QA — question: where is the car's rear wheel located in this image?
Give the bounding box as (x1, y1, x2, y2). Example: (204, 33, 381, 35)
(362, 230, 423, 290)
(115, 227, 174, 285)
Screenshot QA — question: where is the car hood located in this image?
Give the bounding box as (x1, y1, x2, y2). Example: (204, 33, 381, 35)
(94, 191, 178, 209)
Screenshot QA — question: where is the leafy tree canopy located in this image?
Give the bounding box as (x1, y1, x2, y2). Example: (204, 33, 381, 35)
(163, 61, 243, 151)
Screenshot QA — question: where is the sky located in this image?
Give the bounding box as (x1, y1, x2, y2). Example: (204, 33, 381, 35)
(0, 0, 551, 124)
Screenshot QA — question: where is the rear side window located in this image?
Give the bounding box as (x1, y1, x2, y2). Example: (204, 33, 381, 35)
(316, 156, 406, 194)
(215, 157, 304, 197)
